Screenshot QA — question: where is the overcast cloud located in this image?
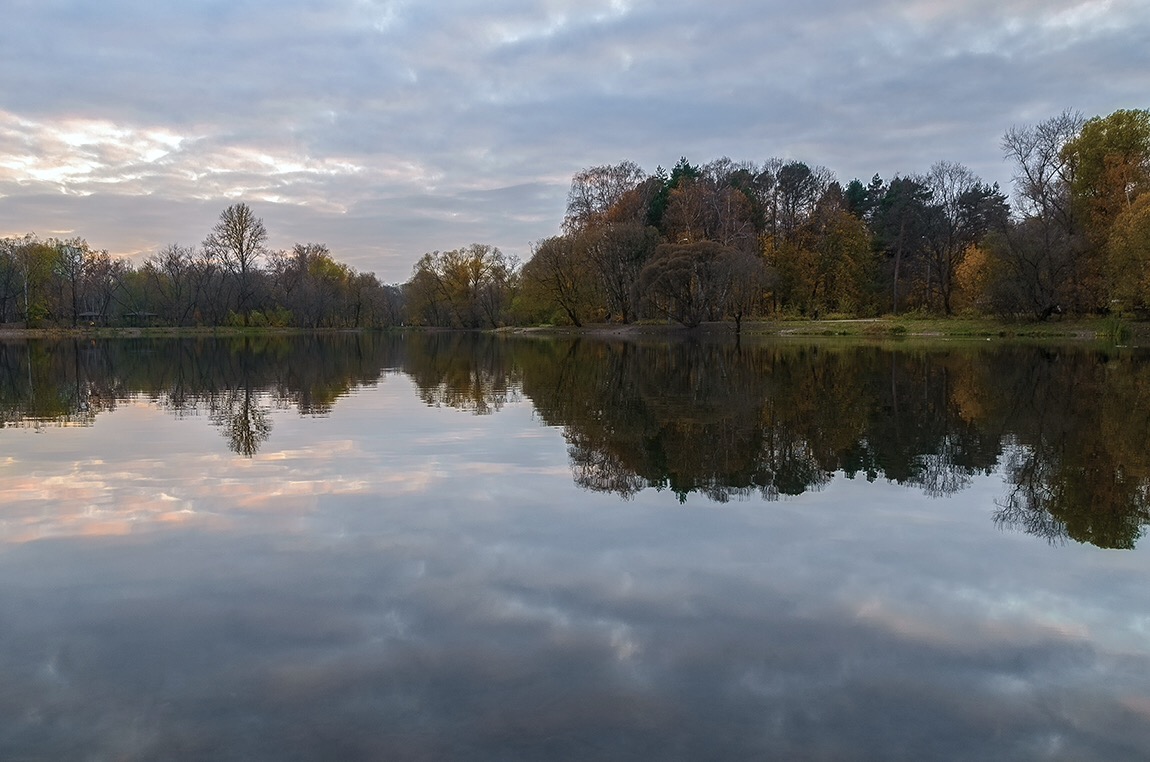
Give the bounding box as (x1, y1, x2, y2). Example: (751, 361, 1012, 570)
(1, 0, 1147, 282)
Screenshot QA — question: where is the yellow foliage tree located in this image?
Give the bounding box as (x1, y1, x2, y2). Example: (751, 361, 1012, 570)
(1107, 194, 1150, 311)
(953, 244, 993, 313)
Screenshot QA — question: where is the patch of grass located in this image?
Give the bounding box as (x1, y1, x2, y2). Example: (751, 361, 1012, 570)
(1102, 315, 1131, 344)
(718, 315, 1149, 343)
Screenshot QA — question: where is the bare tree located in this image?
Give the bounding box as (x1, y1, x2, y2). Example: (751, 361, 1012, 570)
(203, 203, 268, 318)
(80, 250, 127, 322)
(640, 241, 740, 328)
(721, 249, 770, 334)
(564, 161, 647, 233)
(583, 222, 659, 323)
(1003, 110, 1083, 224)
(0, 238, 23, 322)
(52, 240, 88, 326)
(144, 244, 198, 324)
(922, 162, 1009, 314)
(1000, 110, 1088, 313)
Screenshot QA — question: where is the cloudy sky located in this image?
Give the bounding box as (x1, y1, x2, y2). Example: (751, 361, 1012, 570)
(1, 0, 1147, 283)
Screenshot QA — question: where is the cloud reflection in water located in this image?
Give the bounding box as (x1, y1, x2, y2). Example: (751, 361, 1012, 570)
(0, 335, 1149, 759)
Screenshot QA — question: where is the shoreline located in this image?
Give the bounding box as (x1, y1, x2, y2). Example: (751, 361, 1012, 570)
(0, 326, 347, 340)
(0, 316, 1144, 343)
(500, 316, 1145, 343)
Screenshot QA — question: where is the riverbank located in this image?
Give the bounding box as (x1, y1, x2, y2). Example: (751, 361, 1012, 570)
(0, 326, 327, 340)
(2, 316, 1146, 343)
(503, 316, 1149, 343)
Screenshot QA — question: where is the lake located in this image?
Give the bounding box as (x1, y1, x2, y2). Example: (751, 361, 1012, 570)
(1, 333, 1148, 760)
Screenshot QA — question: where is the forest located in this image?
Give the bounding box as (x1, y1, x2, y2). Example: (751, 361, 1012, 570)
(409, 107, 1150, 328)
(0, 204, 404, 330)
(2, 108, 1147, 330)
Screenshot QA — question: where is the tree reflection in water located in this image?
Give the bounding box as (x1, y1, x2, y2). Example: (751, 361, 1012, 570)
(0, 334, 396, 456)
(209, 387, 272, 457)
(1, 334, 1149, 548)
(406, 336, 1150, 549)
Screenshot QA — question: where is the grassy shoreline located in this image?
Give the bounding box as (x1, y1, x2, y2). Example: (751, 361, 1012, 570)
(0, 325, 327, 340)
(1, 317, 1145, 343)
(503, 316, 1148, 343)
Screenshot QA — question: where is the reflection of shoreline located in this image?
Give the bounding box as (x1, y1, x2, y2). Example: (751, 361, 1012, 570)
(511, 339, 1150, 548)
(1, 314, 1146, 342)
(2, 335, 1149, 548)
(0, 326, 328, 340)
(0, 334, 399, 455)
(1, 419, 95, 429)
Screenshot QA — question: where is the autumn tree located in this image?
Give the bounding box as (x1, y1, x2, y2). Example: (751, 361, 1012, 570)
(722, 250, 771, 334)
(702, 157, 773, 235)
(271, 243, 353, 328)
(564, 161, 647, 233)
(801, 185, 878, 315)
(519, 235, 596, 326)
(405, 260, 452, 326)
(1107, 194, 1150, 310)
(640, 241, 742, 328)
(662, 173, 758, 252)
(50, 239, 90, 326)
(772, 161, 833, 243)
(647, 157, 702, 230)
(1059, 109, 1150, 310)
(1062, 109, 1150, 247)
(351, 273, 404, 328)
(190, 242, 229, 325)
(405, 244, 517, 328)
(921, 162, 1009, 314)
(952, 244, 995, 313)
(759, 161, 839, 313)
(0, 238, 24, 323)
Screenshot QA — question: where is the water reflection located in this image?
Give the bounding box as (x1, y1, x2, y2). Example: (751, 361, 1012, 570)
(2, 334, 1149, 548)
(0, 335, 394, 456)
(3, 334, 1150, 760)
(515, 340, 1002, 502)
(403, 332, 521, 414)
(408, 336, 1150, 550)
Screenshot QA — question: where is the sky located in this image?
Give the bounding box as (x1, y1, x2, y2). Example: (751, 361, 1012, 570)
(1, 0, 1148, 284)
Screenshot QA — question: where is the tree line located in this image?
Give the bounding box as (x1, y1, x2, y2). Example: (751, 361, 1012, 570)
(1, 204, 404, 329)
(4, 107, 1146, 330)
(408, 107, 1150, 328)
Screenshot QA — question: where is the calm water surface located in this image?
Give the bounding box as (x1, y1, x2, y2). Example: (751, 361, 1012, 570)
(1, 334, 1148, 760)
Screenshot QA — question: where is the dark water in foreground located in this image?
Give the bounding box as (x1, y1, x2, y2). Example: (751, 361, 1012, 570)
(1, 334, 1148, 760)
